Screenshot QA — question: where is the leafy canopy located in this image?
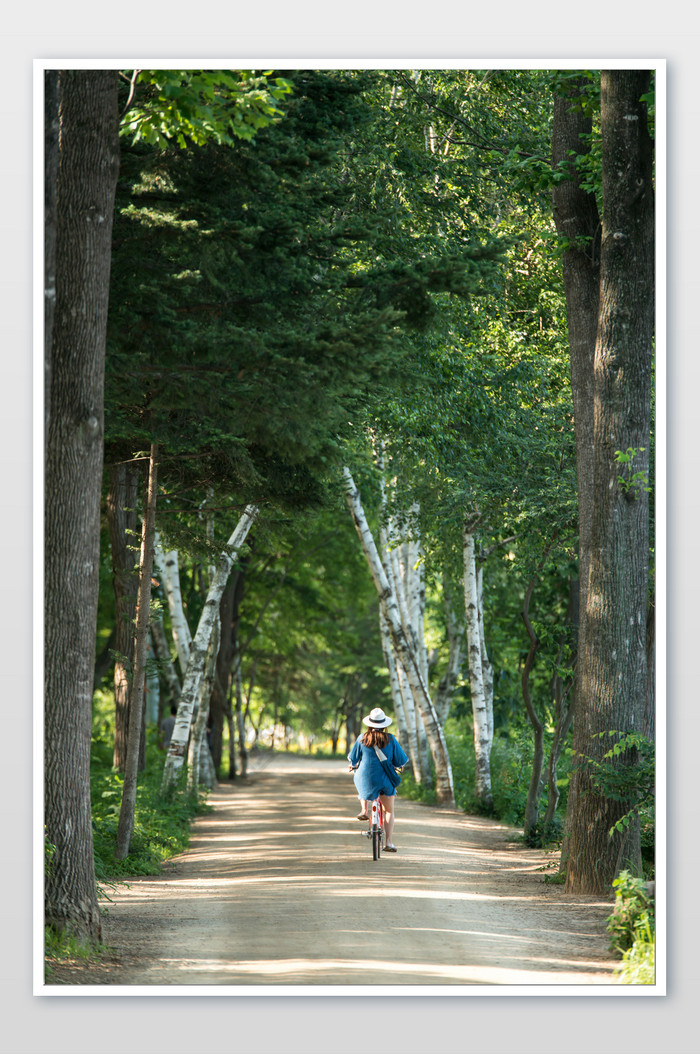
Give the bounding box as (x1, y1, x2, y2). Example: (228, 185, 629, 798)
(120, 69, 293, 149)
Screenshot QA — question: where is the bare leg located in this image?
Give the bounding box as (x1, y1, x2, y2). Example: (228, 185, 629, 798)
(357, 799, 368, 819)
(380, 793, 396, 845)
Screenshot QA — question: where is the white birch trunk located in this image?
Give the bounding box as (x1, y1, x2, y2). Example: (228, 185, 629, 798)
(476, 562, 494, 744)
(379, 514, 428, 782)
(344, 467, 454, 804)
(199, 734, 218, 788)
(162, 504, 260, 793)
(406, 511, 428, 687)
(462, 522, 493, 808)
(188, 619, 219, 791)
(154, 533, 192, 675)
(434, 588, 465, 727)
(378, 608, 410, 750)
(379, 524, 422, 779)
(145, 631, 160, 725)
(376, 468, 423, 781)
(404, 523, 431, 780)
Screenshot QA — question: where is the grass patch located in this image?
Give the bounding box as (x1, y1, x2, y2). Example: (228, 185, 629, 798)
(44, 926, 107, 982)
(90, 726, 212, 882)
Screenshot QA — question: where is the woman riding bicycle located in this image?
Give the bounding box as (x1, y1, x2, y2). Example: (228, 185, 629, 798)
(347, 707, 409, 852)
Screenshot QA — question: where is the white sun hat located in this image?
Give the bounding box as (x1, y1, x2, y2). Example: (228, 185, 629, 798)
(362, 707, 392, 728)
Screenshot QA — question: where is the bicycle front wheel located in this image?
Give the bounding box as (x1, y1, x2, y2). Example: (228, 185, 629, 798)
(373, 828, 381, 860)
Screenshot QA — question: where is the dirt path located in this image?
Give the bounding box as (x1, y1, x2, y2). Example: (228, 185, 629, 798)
(46, 753, 619, 989)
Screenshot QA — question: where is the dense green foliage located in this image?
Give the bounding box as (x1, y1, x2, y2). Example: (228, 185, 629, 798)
(121, 70, 294, 149)
(90, 690, 210, 880)
(613, 915, 656, 985)
(107, 69, 504, 511)
(607, 870, 655, 956)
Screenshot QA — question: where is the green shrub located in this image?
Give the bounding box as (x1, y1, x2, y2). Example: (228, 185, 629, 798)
(398, 768, 438, 805)
(524, 816, 563, 849)
(90, 716, 211, 883)
(607, 870, 655, 955)
(445, 723, 571, 828)
(613, 913, 656, 984)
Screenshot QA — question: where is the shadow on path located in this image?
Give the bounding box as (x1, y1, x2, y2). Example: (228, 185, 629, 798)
(45, 752, 619, 990)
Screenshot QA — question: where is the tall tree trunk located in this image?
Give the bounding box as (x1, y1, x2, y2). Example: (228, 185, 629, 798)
(106, 460, 140, 771)
(645, 600, 655, 741)
(543, 577, 577, 826)
(565, 70, 654, 894)
(552, 73, 602, 872)
(378, 515, 421, 780)
(154, 536, 192, 676)
(521, 573, 545, 838)
(404, 530, 432, 782)
(380, 509, 432, 785)
(552, 74, 601, 631)
(475, 564, 494, 745)
(209, 573, 238, 772)
(162, 505, 260, 793)
(44, 69, 119, 942)
(378, 608, 415, 770)
(375, 446, 432, 785)
(344, 468, 454, 805)
(145, 631, 160, 726)
(233, 638, 249, 779)
(44, 69, 59, 447)
(188, 619, 220, 792)
(462, 522, 493, 809)
(434, 586, 465, 727)
(116, 444, 158, 860)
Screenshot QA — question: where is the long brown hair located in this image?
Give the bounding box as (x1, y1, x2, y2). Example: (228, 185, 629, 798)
(361, 728, 390, 748)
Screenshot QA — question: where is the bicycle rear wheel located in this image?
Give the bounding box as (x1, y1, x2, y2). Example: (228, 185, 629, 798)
(373, 827, 381, 860)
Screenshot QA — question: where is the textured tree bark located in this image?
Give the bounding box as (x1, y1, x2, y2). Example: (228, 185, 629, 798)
(387, 532, 431, 783)
(44, 70, 59, 447)
(475, 566, 493, 745)
(209, 572, 238, 772)
(343, 468, 454, 805)
(188, 619, 220, 791)
(552, 75, 601, 621)
(462, 524, 493, 809)
(565, 70, 654, 894)
(543, 578, 576, 826)
(44, 70, 119, 941)
(378, 608, 413, 764)
(378, 510, 422, 780)
(106, 460, 141, 771)
(434, 587, 465, 727)
(234, 639, 249, 779)
(154, 537, 192, 676)
(116, 444, 158, 859)
(521, 572, 545, 837)
(161, 504, 260, 792)
(645, 601, 656, 741)
(551, 75, 602, 868)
